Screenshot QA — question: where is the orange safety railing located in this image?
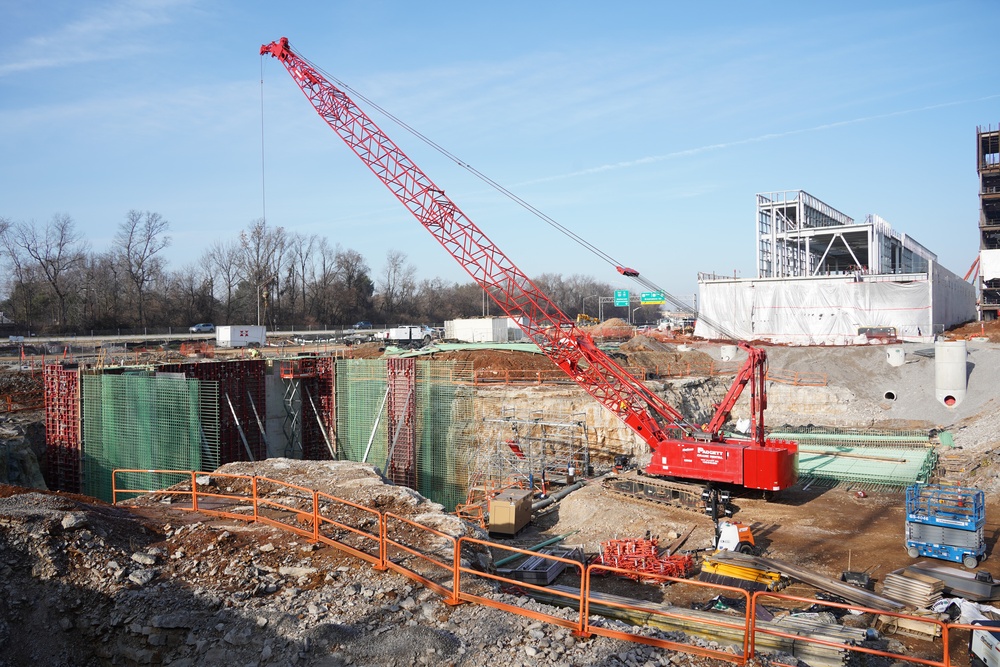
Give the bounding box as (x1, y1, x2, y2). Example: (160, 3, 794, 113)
(751, 591, 946, 667)
(315, 491, 384, 568)
(765, 368, 828, 387)
(457, 536, 587, 635)
(1, 393, 44, 413)
(383, 512, 460, 604)
(469, 363, 828, 386)
(585, 563, 752, 664)
(111, 469, 979, 665)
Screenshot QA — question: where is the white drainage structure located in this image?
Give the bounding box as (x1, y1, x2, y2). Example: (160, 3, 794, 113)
(886, 347, 905, 367)
(935, 340, 968, 408)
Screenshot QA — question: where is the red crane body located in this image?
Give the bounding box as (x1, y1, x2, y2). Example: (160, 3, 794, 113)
(261, 37, 797, 494)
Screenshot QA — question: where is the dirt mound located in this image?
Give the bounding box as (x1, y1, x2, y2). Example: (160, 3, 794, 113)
(945, 319, 1000, 343)
(345, 342, 384, 359)
(617, 336, 718, 376)
(430, 348, 556, 372)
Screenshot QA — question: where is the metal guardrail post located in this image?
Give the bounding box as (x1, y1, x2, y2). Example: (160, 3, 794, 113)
(191, 471, 199, 512)
(312, 490, 320, 543)
(252, 477, 259, 523)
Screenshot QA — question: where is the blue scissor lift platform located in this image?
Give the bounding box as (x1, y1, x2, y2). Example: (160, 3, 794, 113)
(905, 484, 986, 569)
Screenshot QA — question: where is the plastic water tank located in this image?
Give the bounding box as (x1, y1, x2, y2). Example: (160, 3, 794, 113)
(885, 347, 905, 367)
(934, 340, 967, 408)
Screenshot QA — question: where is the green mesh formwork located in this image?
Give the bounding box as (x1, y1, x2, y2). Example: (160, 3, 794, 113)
(81, 371, 220, 502)
(796, 444, 937, 487)
(335, 359, 475, 511)
(768, 426, 932, 449)
(335, 360, 389, 467)
(416, 361, 474, 511)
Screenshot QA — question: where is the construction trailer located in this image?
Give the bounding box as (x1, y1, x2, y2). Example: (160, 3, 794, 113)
(905, 483, 985, 569)
(696, 190, 975, 344)
(445, 317, 510, 343)
(216, 325, 266, 348)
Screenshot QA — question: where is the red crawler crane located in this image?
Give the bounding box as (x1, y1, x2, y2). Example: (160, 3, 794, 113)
(261, 37, 797, 513)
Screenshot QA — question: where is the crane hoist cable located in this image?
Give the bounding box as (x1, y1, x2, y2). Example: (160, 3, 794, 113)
(268, 52, 741, 342)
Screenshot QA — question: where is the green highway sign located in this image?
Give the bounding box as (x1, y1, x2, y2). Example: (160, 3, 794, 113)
(640, 291, 665, 305)
(613, 290, 630, 307)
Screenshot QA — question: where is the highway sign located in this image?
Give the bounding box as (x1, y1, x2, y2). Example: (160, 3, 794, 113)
(613, 290, 629, 307)
(640, 291, 666, 305)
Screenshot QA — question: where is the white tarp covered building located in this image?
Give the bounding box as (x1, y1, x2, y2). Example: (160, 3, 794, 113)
(695, 191, 976, 345)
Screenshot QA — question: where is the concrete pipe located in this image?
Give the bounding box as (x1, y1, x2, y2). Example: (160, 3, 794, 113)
(886, 347, 905, 367)
(934, 340, 967, 408)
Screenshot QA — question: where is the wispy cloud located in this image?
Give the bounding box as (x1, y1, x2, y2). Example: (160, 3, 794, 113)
(517, 94, 1000, 188)
(0, 0, 193, 76)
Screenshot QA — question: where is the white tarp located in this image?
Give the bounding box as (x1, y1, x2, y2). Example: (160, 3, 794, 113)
(981, 248, 1000, 281)
(695, 270, 974, 345)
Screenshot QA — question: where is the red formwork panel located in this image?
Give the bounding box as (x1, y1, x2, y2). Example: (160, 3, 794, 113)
(386, 358, 416, 489)
(43, 364, 81, 493)
(158, 359, 267, 464)
(301, 356, 336, 461)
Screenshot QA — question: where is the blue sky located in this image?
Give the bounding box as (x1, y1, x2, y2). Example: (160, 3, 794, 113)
(2, 1, 997, 299)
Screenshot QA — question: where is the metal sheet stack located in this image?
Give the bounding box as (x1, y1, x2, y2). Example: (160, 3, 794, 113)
(881, 568, 945, 609)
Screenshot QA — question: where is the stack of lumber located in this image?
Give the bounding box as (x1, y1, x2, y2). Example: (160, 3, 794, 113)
(880, 568, 944, 609)
(533, 585, 861, 667)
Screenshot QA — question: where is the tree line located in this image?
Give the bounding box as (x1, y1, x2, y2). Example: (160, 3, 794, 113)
(0, 213, 657, 334)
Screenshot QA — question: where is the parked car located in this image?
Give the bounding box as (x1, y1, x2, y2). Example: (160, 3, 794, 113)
(352, 321, 373, 329)
(189, 323, 215, 333)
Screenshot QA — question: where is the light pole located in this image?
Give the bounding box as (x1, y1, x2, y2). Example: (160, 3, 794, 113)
(631, 306, 643, 325)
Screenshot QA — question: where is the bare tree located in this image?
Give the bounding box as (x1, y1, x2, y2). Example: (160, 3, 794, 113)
(8, 215, 88, 329)
(238, 219, 286, 326)
(288, 232, 317, 322)
(0, 218, 38, 326)
(377, 250, 416, 322)
(204, 239, 242, 323)
(113, 210, 171, 327)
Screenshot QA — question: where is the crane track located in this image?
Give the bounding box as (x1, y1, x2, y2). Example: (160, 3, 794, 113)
(602, 470, 733, 517)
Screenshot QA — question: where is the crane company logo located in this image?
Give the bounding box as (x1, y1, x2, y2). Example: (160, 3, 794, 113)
(697, 447, 724, 458)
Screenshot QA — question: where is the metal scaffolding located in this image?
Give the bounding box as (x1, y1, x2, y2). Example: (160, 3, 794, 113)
(473, 406, 590, 492)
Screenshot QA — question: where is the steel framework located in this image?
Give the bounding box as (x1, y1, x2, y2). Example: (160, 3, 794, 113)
(757, 190, 935, 279)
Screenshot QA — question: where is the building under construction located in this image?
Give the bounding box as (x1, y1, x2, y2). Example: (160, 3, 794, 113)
(695, 190, 976, 344)
(976, 124, 1000, 320)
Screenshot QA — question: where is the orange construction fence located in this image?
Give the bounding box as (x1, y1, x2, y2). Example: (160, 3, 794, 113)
(113, 469, 971, 665)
